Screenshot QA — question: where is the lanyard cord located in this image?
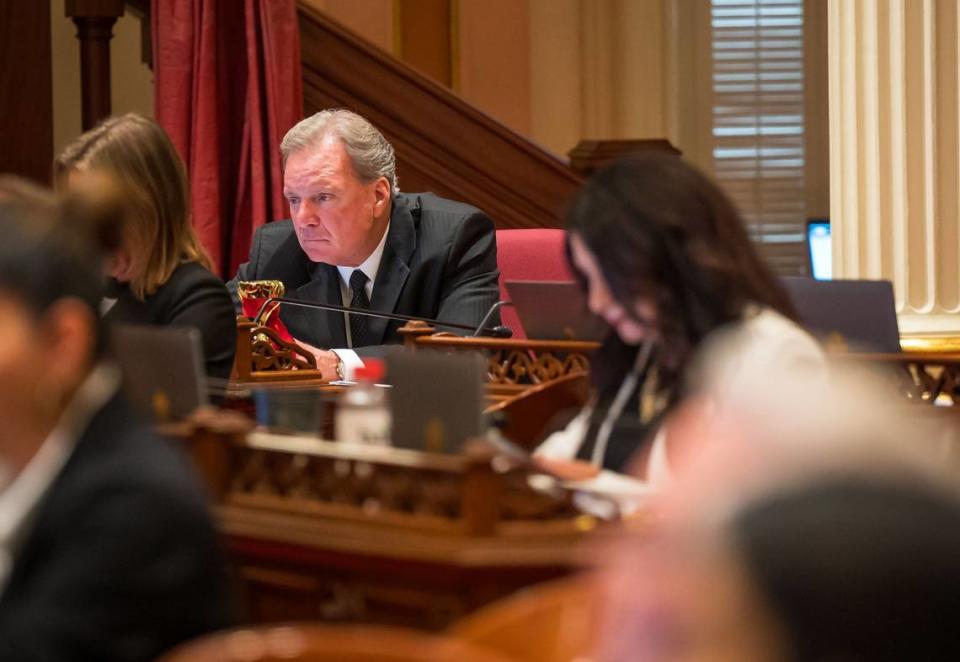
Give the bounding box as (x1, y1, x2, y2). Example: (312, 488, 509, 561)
(590, 339, 655, 467)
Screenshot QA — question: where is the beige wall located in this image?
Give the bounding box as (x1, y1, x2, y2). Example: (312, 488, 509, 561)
(50, 0, 153, 163)
(302, 0, 693, 161)
(457, 0, 532, 136)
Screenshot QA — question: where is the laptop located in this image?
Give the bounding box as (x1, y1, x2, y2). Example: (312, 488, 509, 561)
(387, 349, 485, 453)
(111, 324, 209, 420)
(505, 280, 607, 341)
(806, 219, 832, 280)
(781, 277, 901, 353)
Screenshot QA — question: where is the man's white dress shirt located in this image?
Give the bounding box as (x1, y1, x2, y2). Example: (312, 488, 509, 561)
(330, 222, 390, 379)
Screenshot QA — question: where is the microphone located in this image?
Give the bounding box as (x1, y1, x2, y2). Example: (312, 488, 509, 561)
(253, 296, 513, 339)
(472, 300, 514, 337)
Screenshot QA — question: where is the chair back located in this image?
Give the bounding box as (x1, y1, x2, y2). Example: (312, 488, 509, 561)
(495, 229, 571, 339)
(161, 624, 518, 662)
(450, 574, 602, 662)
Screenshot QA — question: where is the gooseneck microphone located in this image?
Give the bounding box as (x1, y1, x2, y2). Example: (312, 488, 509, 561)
(253, 296, 513, 339)
(472, 300, 514, 337)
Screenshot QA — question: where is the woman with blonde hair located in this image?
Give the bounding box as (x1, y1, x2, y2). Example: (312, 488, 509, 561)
(55, 113, 235, 380)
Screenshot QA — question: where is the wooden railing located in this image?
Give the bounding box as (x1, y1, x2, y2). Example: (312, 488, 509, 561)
(173, 416, 607, 628)
(296, 2, 583, 230)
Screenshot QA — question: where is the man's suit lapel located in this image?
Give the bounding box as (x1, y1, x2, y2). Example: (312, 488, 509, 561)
(366, 198, 416, 345)
(284, 263, 348, 348)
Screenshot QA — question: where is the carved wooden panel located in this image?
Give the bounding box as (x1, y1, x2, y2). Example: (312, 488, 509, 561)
(487, 349, 590, 386)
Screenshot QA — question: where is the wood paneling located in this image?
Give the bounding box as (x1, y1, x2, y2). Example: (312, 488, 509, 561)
(0, 0, 53, 183)
(298, 2, 582, 229)
(397, 0, 452, 86)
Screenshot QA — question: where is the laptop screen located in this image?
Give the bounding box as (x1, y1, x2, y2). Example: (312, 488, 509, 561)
(807, 220, 832, 280)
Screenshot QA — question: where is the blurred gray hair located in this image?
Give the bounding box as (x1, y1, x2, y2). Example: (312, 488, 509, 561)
(280, 109, 399, 194)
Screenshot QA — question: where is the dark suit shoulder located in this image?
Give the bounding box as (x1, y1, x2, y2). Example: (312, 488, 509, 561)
(0, 395, 229, 662)
(399, 192, 485, 222)
(253, 218, 295, 238)
(47, 396, 209, 516)
(107, 262, 236, 381)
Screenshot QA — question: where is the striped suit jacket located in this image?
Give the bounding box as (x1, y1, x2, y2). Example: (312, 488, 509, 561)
(228, 192, 500, 352)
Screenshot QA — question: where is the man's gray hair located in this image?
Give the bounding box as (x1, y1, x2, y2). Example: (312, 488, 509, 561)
(280, 109, 399, 193)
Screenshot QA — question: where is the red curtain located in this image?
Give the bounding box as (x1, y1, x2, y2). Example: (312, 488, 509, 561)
(153, 0, 302, 277)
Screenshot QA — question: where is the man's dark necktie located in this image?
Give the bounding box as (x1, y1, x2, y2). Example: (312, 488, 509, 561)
(348, 270, 370, 347)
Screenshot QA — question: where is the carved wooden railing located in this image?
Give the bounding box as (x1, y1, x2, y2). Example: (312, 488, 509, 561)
(297, 2, 582, 230)
(175, 415, 608, 628)
(397, 321, 598, 399)
(233, 318, 599, 393)
(837, 351, 960, 406)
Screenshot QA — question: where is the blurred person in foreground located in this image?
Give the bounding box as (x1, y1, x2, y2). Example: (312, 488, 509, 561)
(0, 178, 230, 662)
(594, 360, 960, 662)
(600, 474, 960, 662)
(533, 154, 822, 501)
(55, 113, 236, 382)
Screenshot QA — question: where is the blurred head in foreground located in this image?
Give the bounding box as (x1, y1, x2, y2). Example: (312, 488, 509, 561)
(597, 364, 960, 661)
(601, 474, 960, 662)
(0, 177, 116, 477)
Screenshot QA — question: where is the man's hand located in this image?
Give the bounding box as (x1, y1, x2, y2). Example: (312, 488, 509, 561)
(293, 340, 341, 381)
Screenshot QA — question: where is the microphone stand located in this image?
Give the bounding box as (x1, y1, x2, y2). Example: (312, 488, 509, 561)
(253, 296, 513, 339)
(472, 300, 513, 337)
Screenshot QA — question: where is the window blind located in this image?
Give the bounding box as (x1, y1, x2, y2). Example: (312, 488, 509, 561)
(710, 0, 808, 275)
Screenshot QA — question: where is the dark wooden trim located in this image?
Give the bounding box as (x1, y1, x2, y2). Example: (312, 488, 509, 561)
(396, 0, 452, 86)
(0, 0, 54, 183)
(567, 139, 682, 177)
(297, 2, 582, 229)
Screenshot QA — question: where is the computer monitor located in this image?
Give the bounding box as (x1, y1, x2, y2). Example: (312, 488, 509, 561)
(807, 219, 832, 280)
(505, 280, 607, 341)
(111, 324, 208, 420)
(781, 277, 901, 353)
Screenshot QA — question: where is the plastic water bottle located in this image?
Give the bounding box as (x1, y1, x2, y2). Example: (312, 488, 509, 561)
(334, 358, 391, 445)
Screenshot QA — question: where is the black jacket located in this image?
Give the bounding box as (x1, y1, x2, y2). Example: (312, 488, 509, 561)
(0, 393, 230, 662)
(104, 261, 236, 381)
(227, 192, 500, 350)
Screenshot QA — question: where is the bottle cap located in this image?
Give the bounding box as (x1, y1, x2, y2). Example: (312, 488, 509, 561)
(354, 358, 385, 382)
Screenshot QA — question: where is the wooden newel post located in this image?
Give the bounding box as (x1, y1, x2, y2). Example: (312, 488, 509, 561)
(398, 320, 436, 349)
(461, 439, 500, 536)
(65, 0, 125, 130)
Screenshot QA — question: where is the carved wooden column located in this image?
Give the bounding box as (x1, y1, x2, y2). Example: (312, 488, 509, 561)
(829, 0, 960, 338)
(65, 0, 125, 130)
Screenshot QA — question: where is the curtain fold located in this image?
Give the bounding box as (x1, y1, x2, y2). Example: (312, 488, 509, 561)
(153, 0, 302, 277)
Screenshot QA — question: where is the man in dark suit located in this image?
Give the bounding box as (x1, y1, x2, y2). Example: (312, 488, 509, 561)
(228, 109, 500, 379)
(0, 179, 230, 661)
(0, 384, 231, 662)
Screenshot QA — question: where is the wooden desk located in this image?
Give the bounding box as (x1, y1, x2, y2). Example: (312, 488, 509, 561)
(175, 416, 617, 630)
(229, 318, 598, 445)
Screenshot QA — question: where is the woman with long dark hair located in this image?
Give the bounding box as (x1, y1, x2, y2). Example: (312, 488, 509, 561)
(535, 154, 821, 485)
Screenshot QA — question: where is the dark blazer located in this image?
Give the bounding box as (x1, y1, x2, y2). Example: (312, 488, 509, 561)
(227, 192, 500, 350)
(105, 261, 236, 381)
(0, 393, 231, 662)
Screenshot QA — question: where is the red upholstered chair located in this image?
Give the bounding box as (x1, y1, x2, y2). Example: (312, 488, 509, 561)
(495, 229, 572, 339)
